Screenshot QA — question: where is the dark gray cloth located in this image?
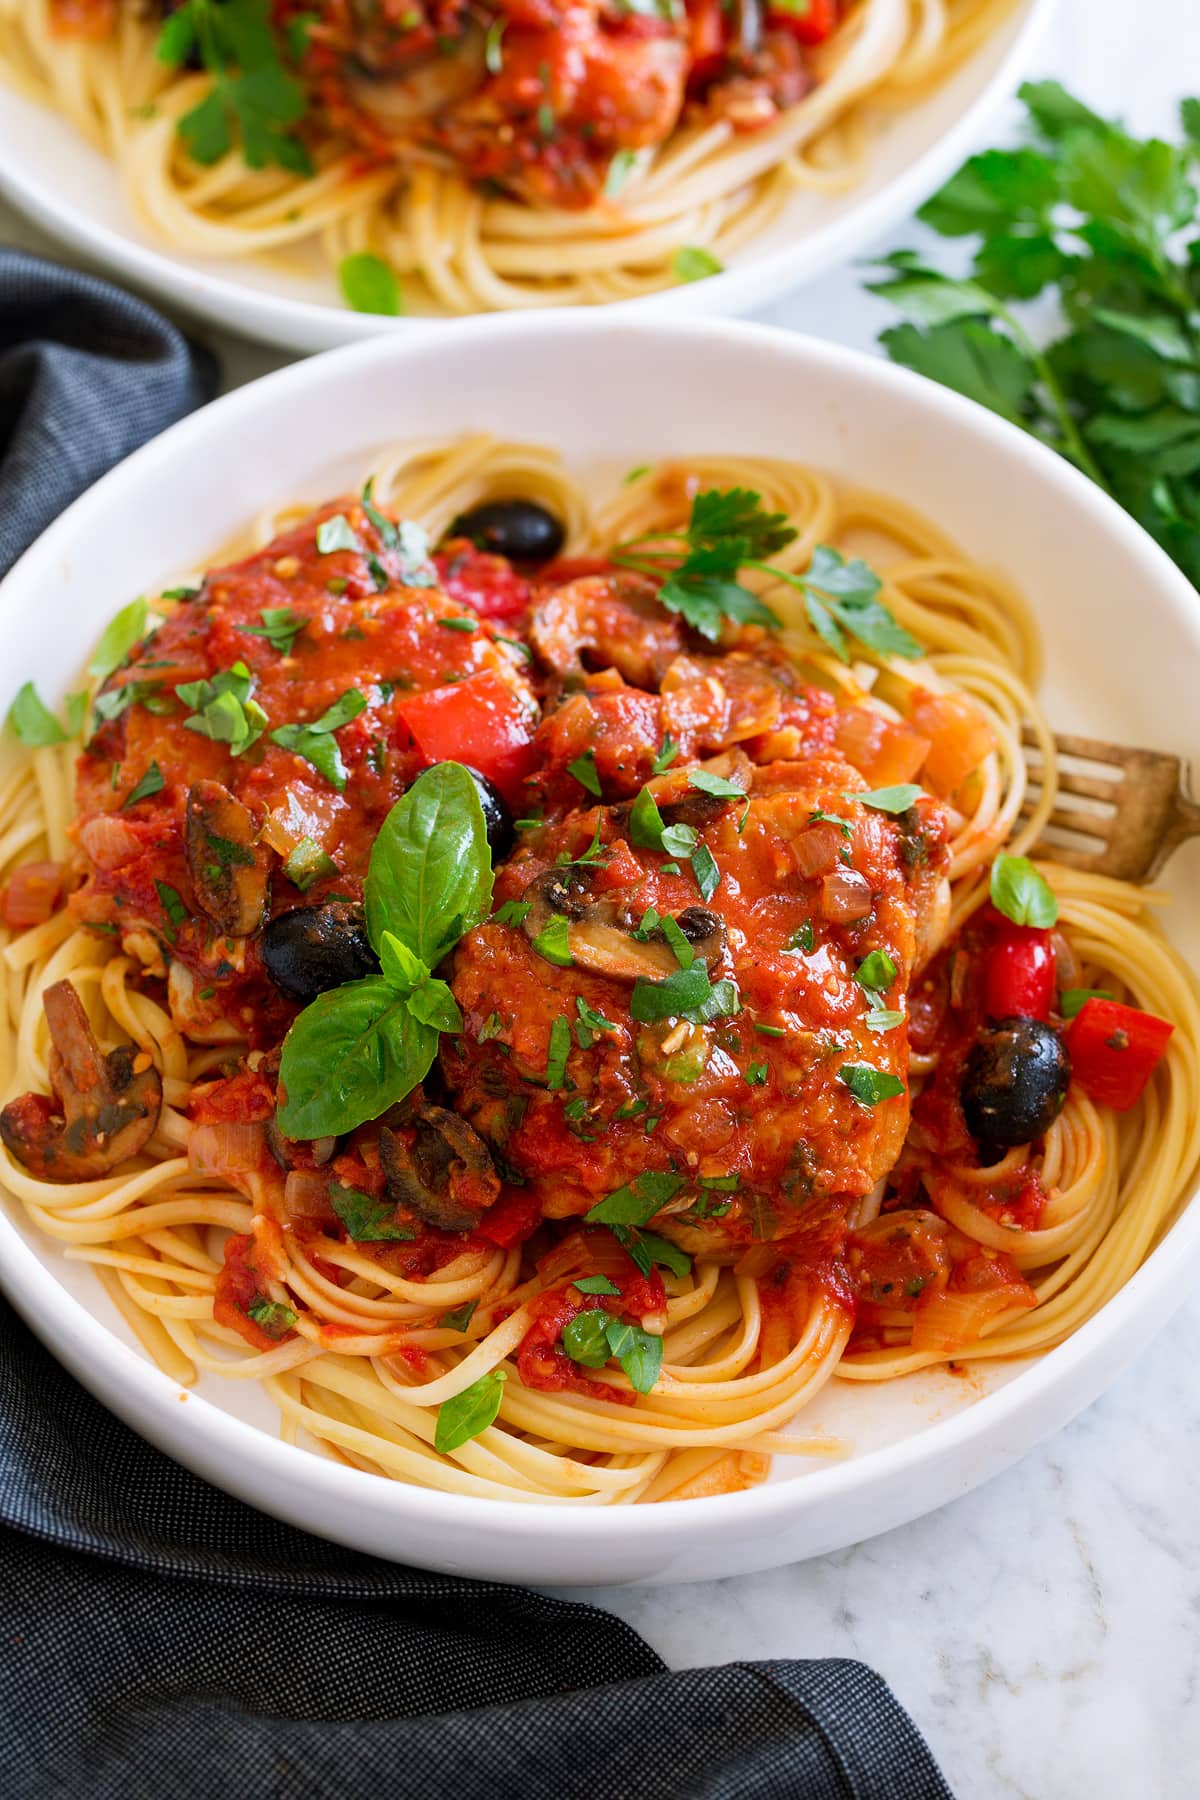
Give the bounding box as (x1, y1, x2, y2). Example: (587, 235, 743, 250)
(0, 253, 954, 1800)
(0, 247, 217, 574)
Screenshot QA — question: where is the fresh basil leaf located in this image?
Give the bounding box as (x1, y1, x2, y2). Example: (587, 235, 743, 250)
(605, 1318, 662, 1393)
(672, 245, 723, 283)
(89, 596, 150, 682)
(636, 1230, 691, 1279)
(269, 723, 349, 790)
(7, 682, 69, 747)
(434, 1369, 506, 1454)
(786, 920, 815, 953)
(586, 1169, 684, 1227)
(660, 822, 698, 859)
(154, 879, 188, 940)
(276, 976, 438, 1138)
(378, 930, 430, 991)
(990, 853, 1058, 928)
(651, 735, 679, 775)
(562, 1309, 611, 1367)
(573, 1275, 621, 1296)
(237, 606, 307, 655)
(658, 914, 694, 970)
(865, 1009, 906, 1033)
(365, 762, 493, 967)
(338, 252, 404, 317)
(331, 1182, 414, 1242)
(690, 843, 720, 903)
(838, 1064, 906, 1106)
(406, 978, 463, 1034)
(179, 662, 267, 756)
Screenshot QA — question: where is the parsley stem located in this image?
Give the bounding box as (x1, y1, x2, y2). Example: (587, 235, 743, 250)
(989, 297, 1112, 495)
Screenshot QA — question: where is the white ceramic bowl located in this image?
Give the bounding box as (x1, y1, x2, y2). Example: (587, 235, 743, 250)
(1, 315, 1197, 1587)
(0, 0, 1052, 350)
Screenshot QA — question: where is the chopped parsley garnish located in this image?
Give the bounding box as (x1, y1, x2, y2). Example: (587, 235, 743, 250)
(237, 606, 306, 655)
(245, 1297, 297, 1338)
(785, 920, 815, 954)
(567, 749, 602, 797)
(851, 784, 924, 814)
(575, 996, 617, 1047)
(317, 514, 359, 555)
(689, 768, 746, 799)
(574, 1274, 621, 1297)
(754, 1023, 786, 1037)
(441, 1299, 479, 1332)
(631, 965, 739, 1025)
(651, 735, 679, 774)
(531, 914, 573, 967)
(283, 838, 338, 892)
(604, 148, 638, 200)
(545, 1015, 571, 1088)
(269, 688, 367, 792)
(586, 1169, 684, 1227)
(330, 1182, 415, 1243)
(438, 616, 478, 633)
(658, 914, 694, 970)
(492, 899, 532, 927)
(177, 662, 267, 756)
(691, 843, 720, 902)
(856, 949, 897, 993)
(156, 0, 311, 175)
(122, 762, 165, 809)
(6, 682, 86, 748)
(154, 880, 188, 941)
(744, 1063, 768, 1086)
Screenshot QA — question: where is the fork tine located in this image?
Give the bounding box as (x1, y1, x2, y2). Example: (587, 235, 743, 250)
(1020, 804, 1114, 839)
(1019, 726, 1148, 768)
(1026, 771, 1123, 804)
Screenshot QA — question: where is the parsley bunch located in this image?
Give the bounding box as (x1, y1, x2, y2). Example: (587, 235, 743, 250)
(157, 0, 311, 174)
(872, 82, 1200, 586)
(611, 487, 921, 663)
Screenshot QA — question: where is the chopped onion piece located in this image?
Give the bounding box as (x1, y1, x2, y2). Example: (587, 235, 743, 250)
(791, 822, 842, 878)
(189, 1120, 265, 1176)
(821, 868, 872, 922)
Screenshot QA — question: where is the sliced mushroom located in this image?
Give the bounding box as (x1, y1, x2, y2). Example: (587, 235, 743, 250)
(0, 980, 162, 1181)
(380, 1101, 500, 1233)
(657, 748, 754, 831)
(185, 781, 270, 938)
(520, 868, 727, 981)
(266, 1118, 337, 1173)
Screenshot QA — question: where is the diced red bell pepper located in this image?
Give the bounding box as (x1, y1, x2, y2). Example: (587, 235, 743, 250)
(1065, 997, 1174, 1112)
(767, 0, 841, 46)
(984, 923, 1056, 1022)
(394, 669, 537, 807)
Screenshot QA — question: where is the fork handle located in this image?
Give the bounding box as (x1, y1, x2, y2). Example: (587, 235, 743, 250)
(1148, 788, 1200, 880)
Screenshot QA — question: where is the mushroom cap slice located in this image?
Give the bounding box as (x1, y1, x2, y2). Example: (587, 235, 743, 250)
(0, 980, 162, 1182)
(520, 867, 727, 982)
(185, 780, 271, 938)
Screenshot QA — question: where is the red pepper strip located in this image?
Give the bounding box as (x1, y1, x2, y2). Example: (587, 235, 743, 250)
(394, 669, 537, 807)
(1065, 998, 1174, 1111)
(767, 0, 842, 46)
(473, 1187, 542, 1250)
(984, 923, 1056, 1022)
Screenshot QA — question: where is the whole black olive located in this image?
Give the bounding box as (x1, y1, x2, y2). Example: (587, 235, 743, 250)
(454, 499, 565, 565)
(261, 902, 379, 1004)
(961, 1016, 1071, 1150)
(462, 765, 514, 859)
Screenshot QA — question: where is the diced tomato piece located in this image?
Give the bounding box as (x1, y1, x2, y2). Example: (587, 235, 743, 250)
(394, 668, 537, 806)
(1, 861, 63, 929)
(767, 0, 841, 45)
(1066, 998, 1174, 1111)
(908, 689, 996, 796)
(832, 706, 930, 787)
(910, 1251, 1036, 1352)
(685, 0, 729, 84)
(434, 542, 531, 624)
(473, 1187, 543, 1249)
(984, 923, 1055, 1022)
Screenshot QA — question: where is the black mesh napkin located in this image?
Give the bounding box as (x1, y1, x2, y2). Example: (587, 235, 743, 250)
(0, 251, 953, 1800)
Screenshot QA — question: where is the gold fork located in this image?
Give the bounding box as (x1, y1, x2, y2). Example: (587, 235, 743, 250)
(1020, 729, 1200, 882)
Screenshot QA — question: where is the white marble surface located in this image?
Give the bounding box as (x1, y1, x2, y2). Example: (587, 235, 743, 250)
(4, 1, 1200, 1792)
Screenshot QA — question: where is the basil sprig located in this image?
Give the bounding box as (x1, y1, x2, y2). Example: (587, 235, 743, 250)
(276, 763, 492, 1139)
(434, 1369, 507, 1454)
(990, 853, 1058, 928)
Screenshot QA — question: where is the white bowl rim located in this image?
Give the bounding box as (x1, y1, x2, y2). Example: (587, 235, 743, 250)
(0, 0, 1054, 349)
(1, 309, 1196, 1549)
